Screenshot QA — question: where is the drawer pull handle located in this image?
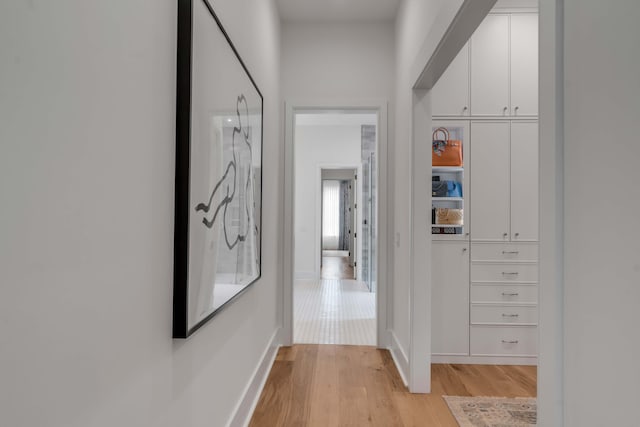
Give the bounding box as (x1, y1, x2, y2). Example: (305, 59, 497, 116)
(502, 340, 519, 344)
(502, 292, 519, 296)
(502, 314, 519, 318)
(502, 272, 519, 276)
(502, 251, 520, 255)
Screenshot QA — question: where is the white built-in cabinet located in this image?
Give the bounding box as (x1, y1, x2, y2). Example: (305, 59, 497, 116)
(471, 14, 510, 116)
(431, 241, 469, 356)
(431, 44, 470, 117)
(469, 121, 539, 242)
(469, 122, 511, 241)
(510, 14, 539, 116)
(430, 9, 539, 365)
(432, 13, 538, 118)
(510, 122, 539, 241)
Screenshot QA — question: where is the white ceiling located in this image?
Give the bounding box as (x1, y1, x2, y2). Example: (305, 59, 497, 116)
(276, 0, 401, 23)
(296, 113, 377, 126)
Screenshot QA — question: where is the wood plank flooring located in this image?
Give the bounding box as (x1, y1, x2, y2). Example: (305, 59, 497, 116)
(321, 253, 354, 280)
(250, 345, 536, 427)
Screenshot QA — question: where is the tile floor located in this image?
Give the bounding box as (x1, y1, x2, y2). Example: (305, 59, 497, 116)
(293, 278, 376, 345)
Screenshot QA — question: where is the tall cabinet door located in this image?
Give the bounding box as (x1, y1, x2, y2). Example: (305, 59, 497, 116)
(432, 43, 470, 117)
(470, 14, 510, 116)
(510, 14, 539, 116)
(511, 122, 539, 241)
(432, 242, 469, 355)
(470, 122, 511, 241)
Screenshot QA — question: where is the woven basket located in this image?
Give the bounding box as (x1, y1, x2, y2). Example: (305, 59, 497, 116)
(435, 208, 463, 225)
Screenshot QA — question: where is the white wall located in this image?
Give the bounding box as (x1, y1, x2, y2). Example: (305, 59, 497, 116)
(281, 21, 395, 101)
(392, 0, 445, 363)
(0, 1, 281, 426)
(294, 125, 362, 279)
(563, 1, 640, 425)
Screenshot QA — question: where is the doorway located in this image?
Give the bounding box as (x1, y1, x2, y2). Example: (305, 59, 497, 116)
(290, 111, 380, 346)
(321, 171, 356, 280)
(408, 0, 548, 404)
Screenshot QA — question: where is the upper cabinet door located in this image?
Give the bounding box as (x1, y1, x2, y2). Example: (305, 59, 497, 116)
(470, 122, 511, 241)
(510, 14, 539, 116)
(432, 43, 470, 117)
(510, 122, 539, 241)
(471, 14, 510, 116)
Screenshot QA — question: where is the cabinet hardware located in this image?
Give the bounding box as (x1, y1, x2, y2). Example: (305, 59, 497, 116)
(502, 250, 519, 254)
(502, 292, 519, 296)
(502, 313, 519, 317)
(503, 232, 508, 237)
(501, 340, 519, 344)
(503, 106, 508, 112)
(502, 272, 519, 275)
(463, 106, 468, 111)
(515, 106, 520, 112)
(515, 232, 520, 237)
(462, 247, 468, 252)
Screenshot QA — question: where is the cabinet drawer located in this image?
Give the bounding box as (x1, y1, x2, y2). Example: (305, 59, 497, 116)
(470, 326, 538, 356)
(471, 304, 538, 325)
(471, 284, 538, 303)
(471, 243, 538, 262)
(471, 263, 538, 282)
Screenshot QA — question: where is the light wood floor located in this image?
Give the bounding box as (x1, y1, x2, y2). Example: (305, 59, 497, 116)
(250, 345, 536, 427)
(321, 252, 354, 280)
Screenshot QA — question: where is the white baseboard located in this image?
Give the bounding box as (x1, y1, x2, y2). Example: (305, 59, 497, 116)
(294, 271, 317, 281)
(227, 328, 280, 427)
(388, 330, 409, 387)
(432, 354, 538, 365)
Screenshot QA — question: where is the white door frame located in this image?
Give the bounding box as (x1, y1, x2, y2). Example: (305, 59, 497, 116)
(282, 100, 390, 348)
(409, 1, 564, 424)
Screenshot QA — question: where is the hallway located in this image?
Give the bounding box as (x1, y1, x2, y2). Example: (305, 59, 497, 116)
(249, 345, 537, 426)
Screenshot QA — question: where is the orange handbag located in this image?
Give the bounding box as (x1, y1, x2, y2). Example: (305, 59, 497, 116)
(432, 127, 463, 167)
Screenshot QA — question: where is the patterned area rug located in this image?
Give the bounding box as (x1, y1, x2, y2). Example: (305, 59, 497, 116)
(443, 396, 537, 426)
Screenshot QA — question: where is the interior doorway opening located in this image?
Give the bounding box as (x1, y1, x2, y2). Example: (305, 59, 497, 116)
(292, 111, 379, 346)
(321, 172, 356, 280)
(409, 0, 542, 403)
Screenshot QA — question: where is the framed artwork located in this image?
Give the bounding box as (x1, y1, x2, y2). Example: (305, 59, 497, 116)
(173, 0, 263, 338)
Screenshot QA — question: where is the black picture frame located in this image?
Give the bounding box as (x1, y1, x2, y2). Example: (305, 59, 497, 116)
(174, 0, 263, 338)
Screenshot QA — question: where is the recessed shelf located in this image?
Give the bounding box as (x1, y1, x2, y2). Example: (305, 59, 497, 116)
(432, 224, 464, 228)
(432, 167, 464, 173)
(433, 197, 464, 201)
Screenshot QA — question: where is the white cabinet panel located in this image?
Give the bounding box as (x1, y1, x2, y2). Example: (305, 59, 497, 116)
(471, 284, 538, 304)
(470, 325, 538, 356)
(432, 44, 470, 116)
(510, 14, 539, 116)
(471, 304, 538, 325)
(511, 122, 539, 241)
(471, 242, 539, 261)
(471, 14, 510, 116)
(470, 122, 510, 241)
(432, 242, 469, 355)
(471, 263, 539, 283)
